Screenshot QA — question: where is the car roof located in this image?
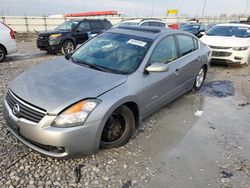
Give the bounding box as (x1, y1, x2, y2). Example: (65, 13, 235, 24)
(215, 23, 250, 27)
(107, 26, 182, 40)
(69, 18, 109, 22)
(122, 18, 163, 24)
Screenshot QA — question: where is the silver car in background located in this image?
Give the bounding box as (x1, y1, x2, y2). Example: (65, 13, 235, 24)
(3, 26, 210, 158)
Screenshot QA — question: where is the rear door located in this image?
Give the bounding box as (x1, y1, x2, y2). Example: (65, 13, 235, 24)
(175, 34, 201, 90)
(90, 20, 104, 35)
(142, 35, 181, 115)
(73, 21, 91, 44)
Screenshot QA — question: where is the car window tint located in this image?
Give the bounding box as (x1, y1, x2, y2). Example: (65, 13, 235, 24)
(140, 22, 150, 26)
(149, 35, 177, 65)
(91, 21, 103, 30)
(77, 21, 91, 31)
(149, 22, 160, 27)
(176, 35, 196, 57)
(159, 22, 166, 27)
(193, 38, 199, 50)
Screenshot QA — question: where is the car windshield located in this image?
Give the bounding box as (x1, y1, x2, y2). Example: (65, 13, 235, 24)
(71, 32, 152, 75)
(55, 20, 79, 31)
(207, 26, 250, 38)
(181, 24, 200, 33)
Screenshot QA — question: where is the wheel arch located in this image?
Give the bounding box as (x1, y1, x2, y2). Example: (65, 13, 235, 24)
(0, 43, 7, 55)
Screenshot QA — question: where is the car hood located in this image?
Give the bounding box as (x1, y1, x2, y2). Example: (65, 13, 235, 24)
(200, 35, 250, 47)
(9, 57, 127, 115)
(38, 30, 70, 36)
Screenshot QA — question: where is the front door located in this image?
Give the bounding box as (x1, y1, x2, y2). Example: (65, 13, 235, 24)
(73, 21, 91, 45)
(142, 35, 182, 115)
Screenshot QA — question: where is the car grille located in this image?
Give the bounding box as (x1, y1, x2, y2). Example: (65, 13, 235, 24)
(37, 35, 49, 42)
(210, 46, 231, 50)
(5, 90, 47, 123)
(212, 51, 232, 57)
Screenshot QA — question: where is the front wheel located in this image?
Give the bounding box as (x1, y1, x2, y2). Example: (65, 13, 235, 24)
(0, 46, 6, 62)
(61, 40, 75, 55)
(100, 105, 135, 149)
(193, 66, 206, 91)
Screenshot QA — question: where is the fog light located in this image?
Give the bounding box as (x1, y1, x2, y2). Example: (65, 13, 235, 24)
(234, 56, 242, 60)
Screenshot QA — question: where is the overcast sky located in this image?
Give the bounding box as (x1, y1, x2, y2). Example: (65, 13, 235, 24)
(0, 0, 249, 17)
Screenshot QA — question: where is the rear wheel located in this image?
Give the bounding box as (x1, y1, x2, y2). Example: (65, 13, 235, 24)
(193, 66, 206, 91)
(0, 45, 6, 62)
(101, 105, 135, 149)
(61, 40, 75, 55)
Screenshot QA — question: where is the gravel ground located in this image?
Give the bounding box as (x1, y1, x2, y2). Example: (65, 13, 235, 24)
(0, 40, 250, 188)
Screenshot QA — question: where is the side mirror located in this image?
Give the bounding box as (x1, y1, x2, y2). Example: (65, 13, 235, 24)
(65, 53, 72, 60)
(145, 63, 169, 73)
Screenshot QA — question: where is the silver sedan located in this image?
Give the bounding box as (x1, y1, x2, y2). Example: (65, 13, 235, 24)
(3, 26, 211, 158)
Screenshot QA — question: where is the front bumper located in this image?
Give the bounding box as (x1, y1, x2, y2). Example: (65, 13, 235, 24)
(210, 48, 249, 65)
(3, 99, 101, 158)
(36, 39, 61, 53)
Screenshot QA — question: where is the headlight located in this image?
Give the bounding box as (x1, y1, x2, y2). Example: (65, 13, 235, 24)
(49, 34, 62, 40)
(233, 46, 249, 51)
(52, 99, 100, 128)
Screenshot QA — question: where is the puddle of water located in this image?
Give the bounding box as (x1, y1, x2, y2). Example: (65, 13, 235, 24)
(198, 80, 235, 98)
(137, 94, 205, 161)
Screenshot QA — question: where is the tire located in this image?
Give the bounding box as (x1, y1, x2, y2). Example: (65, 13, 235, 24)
(0, 45, 6, 62)
(193, 66, 206, 91)
(61, 40, 75, 55)
(100, 105, 135, 149)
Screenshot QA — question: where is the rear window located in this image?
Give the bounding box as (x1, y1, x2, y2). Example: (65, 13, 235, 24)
(176, 35, 196, 57)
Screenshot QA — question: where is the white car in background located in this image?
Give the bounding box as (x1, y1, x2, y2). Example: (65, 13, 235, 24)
(0, 22, 17, 62)
(200, 23, 250, 66)
(116, 18, 168, 28)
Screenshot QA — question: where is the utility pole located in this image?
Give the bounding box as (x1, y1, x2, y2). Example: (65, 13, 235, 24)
(245, 0, 249, 17)
(201, 0, 207, 18)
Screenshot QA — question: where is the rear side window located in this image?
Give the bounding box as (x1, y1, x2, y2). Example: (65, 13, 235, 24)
(77, 21, 91, 31)
(91, 21, 104, 30)
(149, 22, 160, 27)
(104, 21, 112, 30)
(176, 35, 196, 57)
(149, 35, 177, 64)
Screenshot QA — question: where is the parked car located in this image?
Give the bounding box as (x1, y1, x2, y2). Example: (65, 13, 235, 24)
(3, 26, 210, 158)
(0, 22, 17, 62)
(116, 18, 168, 28)
(180, 23, 211, 38)
(37, 19, 112, 54)
(200, 23, 250, 65)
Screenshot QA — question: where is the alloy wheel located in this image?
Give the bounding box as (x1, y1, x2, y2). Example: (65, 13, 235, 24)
(62, 41, 75, 54)
(196, 68, 205, 88)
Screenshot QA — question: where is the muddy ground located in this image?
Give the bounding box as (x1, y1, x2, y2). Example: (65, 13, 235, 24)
(0, 40, 250, 188)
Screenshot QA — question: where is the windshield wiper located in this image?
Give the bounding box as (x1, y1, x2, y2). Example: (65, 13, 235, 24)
(72, 59, 113, 73)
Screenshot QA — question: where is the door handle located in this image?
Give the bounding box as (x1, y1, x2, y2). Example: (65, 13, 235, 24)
(196, 56, 202, 62)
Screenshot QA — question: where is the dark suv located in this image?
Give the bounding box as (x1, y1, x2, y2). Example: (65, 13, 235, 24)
(37, 19, 112, 54)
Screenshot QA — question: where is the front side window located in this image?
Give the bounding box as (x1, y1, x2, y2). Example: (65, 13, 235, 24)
(176, 35, 196, 57)
(55, 20, 79, 31)
(72, 32, 152, 75)
(149, 36, 177, 65)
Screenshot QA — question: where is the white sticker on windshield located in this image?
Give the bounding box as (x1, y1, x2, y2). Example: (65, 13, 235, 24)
(127, 39, 147, 47)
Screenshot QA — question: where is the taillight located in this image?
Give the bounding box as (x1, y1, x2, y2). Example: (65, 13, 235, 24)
(10, 29, 15, 39)
(1, 22, 15, 39)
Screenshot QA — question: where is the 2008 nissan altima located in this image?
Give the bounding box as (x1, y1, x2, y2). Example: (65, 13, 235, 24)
(3, 26, 210, 158)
